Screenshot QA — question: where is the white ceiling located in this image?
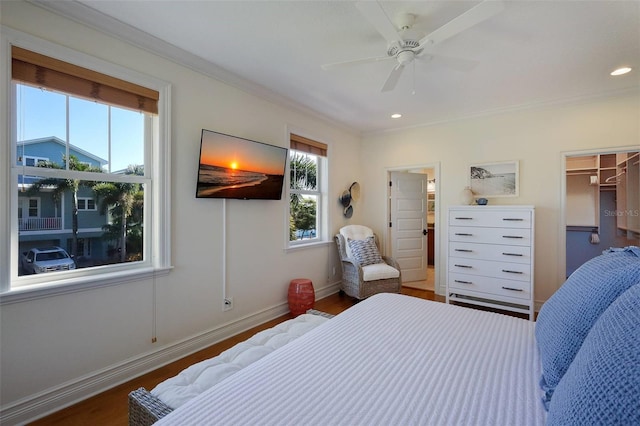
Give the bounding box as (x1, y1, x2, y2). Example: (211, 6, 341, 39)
(35, 0, 640, 134)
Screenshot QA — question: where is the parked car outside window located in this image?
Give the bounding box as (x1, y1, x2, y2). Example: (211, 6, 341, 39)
(20, 247, 76, 274)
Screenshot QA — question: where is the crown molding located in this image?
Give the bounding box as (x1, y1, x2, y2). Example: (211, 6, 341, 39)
(26, 0, 358, 135)
(362, 86, 640, 137)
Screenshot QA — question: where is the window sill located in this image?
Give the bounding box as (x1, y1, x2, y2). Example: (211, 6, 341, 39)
(286, 239, 333, 252)
(0, 266, 173, 305)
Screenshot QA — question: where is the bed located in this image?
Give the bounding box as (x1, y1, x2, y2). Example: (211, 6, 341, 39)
(140, 247, 640, 425)
(154, 293, 546, 425)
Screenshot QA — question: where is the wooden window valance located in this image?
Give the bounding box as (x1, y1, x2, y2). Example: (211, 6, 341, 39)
(290, 134, 327, 157)
(11, 46, 159, 114)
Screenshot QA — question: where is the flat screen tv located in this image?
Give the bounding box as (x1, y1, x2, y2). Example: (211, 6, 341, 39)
(196, 129, 288, 200)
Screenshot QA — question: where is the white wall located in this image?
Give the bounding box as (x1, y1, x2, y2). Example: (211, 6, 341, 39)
(2, 2, 639, 423)
(358, 93, 640, 302)
(0, 2, 361, 422)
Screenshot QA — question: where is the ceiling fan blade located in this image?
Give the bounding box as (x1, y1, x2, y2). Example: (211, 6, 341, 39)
(418, 53, 479, 72)
(418, 0, 505, 48)
(381, 64, 405, 92)
(355, 1, 403, 45)
(321, 55, 394, 71)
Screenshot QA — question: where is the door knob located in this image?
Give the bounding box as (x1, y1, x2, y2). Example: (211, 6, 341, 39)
(423, 229, 427, 235)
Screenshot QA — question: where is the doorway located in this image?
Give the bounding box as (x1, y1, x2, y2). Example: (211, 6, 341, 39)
(563, 148, 639, 278)
(387, 165, 439, 292)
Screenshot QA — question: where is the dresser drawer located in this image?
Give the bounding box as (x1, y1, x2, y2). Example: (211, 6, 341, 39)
(448, 272, 531, 300)
(449, 242, 531, 264)
(449, 209, 532, 228)
(449, 226, 531, 246)
(449, 257, 531, 282)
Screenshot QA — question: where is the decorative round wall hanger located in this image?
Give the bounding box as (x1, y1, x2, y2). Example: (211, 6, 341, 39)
(344, 205, 353, 218)
(339, 190, 351, 208)
(339, 182, 360, 217)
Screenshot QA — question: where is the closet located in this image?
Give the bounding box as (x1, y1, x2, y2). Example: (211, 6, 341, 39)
(566, 150, 640, 276)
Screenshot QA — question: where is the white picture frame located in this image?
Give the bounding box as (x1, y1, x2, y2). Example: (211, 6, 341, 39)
(469, 160, 519, 197)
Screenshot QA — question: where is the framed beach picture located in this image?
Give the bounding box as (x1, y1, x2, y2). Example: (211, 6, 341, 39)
(469, 161, 519, 197)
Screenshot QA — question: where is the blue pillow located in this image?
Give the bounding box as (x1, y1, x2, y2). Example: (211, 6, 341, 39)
(547, 283, 640, 425)
(535, 248, 640, 409)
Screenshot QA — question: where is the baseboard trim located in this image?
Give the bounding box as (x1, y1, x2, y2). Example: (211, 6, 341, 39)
(1, 283, 340, 425)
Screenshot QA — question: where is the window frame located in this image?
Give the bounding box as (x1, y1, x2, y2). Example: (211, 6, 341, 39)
(0, 28, 172, 303)
(76, 197, 97, 211)
(286, 130, 329, 249)
(23, 155, 49, 167)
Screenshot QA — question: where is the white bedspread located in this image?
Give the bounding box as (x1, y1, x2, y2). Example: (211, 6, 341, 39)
(156, 293, 546, 425)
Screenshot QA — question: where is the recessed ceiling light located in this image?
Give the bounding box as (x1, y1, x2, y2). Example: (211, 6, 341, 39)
(611, 67, 632, 76)
(391, 113, 402, 119)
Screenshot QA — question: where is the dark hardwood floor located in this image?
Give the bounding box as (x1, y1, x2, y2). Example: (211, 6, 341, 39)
(28, 288, 442, 425)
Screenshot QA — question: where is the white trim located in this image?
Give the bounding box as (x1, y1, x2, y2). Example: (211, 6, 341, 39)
(0, 266, 172, 305)
(1, 27, 173, 293)
(285, 125, 331, 249)
(0, 282, 340, 424)
(362, 87, 640, 137)
(27, 1, 639, 137)
(385, 163, 443, 295)
(22, 155, 49, 167)
(25, 0, 355, 134)
(76, 197, 97, 211)
(558, 145, 640, 288)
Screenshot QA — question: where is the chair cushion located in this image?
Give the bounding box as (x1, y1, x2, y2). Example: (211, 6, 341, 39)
(547, 283, 640, 425)
(340, 225, 374, 259)
(362, 262, 400, 281)
(535, 247, 640, 409)
(348, 237, 383, 266)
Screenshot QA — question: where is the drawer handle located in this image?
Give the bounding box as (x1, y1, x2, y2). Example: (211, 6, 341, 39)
(455, 280, 473, 284)
(502, 218, 524, 221)
(502, 286, 524, 292)
(455, 217, 473, 220)
(502, 235, 524, 239)
(502, 269, 524, 274)
(455, 264, 473, 268)
(502, 252, 523, 257)
(455, 233, 474, 236)
(455, 249, 473, 252)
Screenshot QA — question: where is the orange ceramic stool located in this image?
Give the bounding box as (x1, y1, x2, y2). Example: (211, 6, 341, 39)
(288, 278, 315, 316)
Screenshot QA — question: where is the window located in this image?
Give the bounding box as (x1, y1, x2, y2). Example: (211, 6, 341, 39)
(23, 155, 48, 167)
(77, 198, 97, 211)
(1, 32, 171, 297)
(27, 198, 39, 218)
(288, 133, 328, 246)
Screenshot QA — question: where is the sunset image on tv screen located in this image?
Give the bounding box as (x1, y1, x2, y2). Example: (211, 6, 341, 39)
(196, 130, 288, 200)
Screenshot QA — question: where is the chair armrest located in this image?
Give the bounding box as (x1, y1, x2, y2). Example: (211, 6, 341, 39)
(342, 257, 361, 268)
(128, 387, 173, 426)
(382, 255, 401, 271)
(335, 234, 362, 267)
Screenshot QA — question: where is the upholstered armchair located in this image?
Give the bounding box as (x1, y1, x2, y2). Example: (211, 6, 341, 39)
(334, 225, 402, 300)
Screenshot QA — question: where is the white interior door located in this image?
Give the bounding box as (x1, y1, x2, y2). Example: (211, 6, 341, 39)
(390, 171, 428, 282)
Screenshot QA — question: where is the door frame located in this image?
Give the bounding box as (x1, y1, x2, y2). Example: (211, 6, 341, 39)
(385, 163, 442, 295)
(559, 145, 639, 286)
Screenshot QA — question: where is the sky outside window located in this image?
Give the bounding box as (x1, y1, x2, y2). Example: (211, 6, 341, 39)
(16, 84, 145, 172)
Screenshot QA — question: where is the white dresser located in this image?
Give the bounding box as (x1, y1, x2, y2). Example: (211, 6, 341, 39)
(447, 205, 535, 320)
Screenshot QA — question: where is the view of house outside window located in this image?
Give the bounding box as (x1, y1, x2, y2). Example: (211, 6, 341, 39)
(14, 83, 148, 277)
(289, 150, 320, 243)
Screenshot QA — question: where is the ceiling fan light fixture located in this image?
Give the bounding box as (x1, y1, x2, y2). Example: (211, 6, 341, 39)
(391, 113, 402, 119)
(610, 67, 632, 76)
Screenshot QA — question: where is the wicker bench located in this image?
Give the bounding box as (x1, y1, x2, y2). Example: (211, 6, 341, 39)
(128, 310, 334, 426)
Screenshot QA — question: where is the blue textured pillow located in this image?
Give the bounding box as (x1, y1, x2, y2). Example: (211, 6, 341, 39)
(547, 283, 640, 425)
(348, 237, 383, 266)
(535, 248, 640, 409)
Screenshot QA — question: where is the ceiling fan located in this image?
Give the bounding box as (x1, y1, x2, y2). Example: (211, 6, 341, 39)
(322, 1, 505, 92)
